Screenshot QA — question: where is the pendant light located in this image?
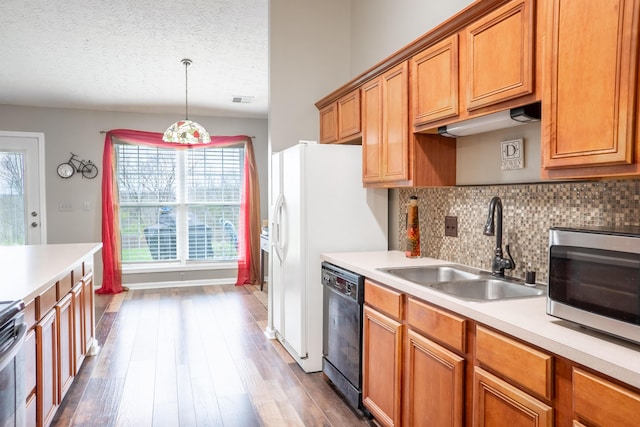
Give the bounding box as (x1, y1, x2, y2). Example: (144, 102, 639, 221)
(163, 58, 211, 144)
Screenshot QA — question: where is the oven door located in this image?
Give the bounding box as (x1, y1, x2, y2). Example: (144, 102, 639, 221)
(0, 318, 27, 427)
(322, 284, 362, 389)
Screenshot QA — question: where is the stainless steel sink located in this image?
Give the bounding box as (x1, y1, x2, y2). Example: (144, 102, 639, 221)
(429, 279, 545, 301)
(377, 264, 546, 301)
(378, 265, 481, 285)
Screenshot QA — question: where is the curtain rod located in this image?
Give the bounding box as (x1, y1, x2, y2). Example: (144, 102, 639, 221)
(99, 130, 255, 138)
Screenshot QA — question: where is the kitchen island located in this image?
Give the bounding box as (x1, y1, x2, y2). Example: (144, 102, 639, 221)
(1, 243, 102, 427)
(0, 243, 102, 303)
(322, 250, 640, 426)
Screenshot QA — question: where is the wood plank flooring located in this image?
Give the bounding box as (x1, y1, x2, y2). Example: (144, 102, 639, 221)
(51, 284, 375, 427)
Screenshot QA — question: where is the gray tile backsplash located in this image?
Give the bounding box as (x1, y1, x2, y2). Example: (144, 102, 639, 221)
(398, 180, 640, 283)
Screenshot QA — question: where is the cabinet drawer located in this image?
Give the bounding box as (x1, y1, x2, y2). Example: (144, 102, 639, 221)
(406, 297, 466, 353)
(56, 271, 73, 299)
(573, 368, 640, 427)
(365, 280, 403, 320)
(24, 299, 37, 329)
(476, 325, 553, 400)
(37, 284, 58, 319)
(71, 262, 84, 286)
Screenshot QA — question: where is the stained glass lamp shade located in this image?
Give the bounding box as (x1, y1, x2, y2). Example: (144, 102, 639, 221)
(163, 59, 211, 144)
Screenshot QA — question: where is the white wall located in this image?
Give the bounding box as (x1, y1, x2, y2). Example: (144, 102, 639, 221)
(350, 0, 474, 75)
(457, 123, 542, 185)
(269, 0, 352, 153)
(0, 104, 268, 285)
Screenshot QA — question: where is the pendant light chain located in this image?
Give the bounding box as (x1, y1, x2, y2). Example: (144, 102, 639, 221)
(182, 58, 192, 120)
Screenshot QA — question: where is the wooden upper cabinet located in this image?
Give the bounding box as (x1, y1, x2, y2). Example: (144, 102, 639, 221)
(362, 62, 410, 185)
(542, 0, 640, 174)
(337, 89, 361, 140)
(381, 62, 410, 183)
(464, 0, 535, 111)
(319, 103, 338, 144)
(319, 88, 361, 144)
(362, 77, 383, 183)
(411, 34, 460, 127)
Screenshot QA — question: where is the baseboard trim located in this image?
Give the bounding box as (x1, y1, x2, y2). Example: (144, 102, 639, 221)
(119, 278, 236, 290)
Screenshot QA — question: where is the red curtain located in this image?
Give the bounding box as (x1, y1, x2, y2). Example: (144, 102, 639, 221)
(98, 129, 261, 294)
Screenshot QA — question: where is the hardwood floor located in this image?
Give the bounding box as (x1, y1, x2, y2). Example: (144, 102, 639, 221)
(51, 284, 375, 427)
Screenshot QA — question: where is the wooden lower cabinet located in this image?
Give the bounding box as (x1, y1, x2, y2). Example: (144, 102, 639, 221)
(56, 293, 74, 402)
(72, 283, 85, 373)
(30, 263, 94, 427)
(473, 367, 553, 427)
(362, 305, 403, 427)
(82, 273, 95, 353)
(36, 309, 58, 427)
(404, 329, 464, 427)
(572, 368, 640, 427)
(25, 328, 37, 427)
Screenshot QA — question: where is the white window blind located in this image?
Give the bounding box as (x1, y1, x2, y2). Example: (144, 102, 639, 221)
(116, 144, 243, 264)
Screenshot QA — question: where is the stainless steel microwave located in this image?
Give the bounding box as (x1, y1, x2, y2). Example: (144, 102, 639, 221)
(547, 226, 640, 344)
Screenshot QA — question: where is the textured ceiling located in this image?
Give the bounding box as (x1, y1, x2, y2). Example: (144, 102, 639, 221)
(0, 0, 268, 119)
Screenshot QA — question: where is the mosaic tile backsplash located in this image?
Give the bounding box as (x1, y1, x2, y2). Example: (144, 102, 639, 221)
(398, 179, 640, 284)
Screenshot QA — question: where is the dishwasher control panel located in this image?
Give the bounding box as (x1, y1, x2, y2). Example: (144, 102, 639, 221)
(321, 262, 364, 304)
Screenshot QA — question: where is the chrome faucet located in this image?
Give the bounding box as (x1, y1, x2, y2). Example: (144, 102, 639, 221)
(483, 196, 515, 277)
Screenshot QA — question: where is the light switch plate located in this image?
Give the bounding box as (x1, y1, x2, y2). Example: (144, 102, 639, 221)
(501, 138, 524, 170)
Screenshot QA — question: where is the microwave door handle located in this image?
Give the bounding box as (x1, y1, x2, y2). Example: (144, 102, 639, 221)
(272, 193, 285, 263)
(0, 322, 27, 372)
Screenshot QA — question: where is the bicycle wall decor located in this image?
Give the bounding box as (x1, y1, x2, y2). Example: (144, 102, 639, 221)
(57, 152, 99, 179)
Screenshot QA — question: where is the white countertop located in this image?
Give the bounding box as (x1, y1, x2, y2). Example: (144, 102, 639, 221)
(321, 250, 640, 390)
(0, 243, 102, 303)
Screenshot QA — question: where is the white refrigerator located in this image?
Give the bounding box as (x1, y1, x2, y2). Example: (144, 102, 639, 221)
(269, 141, 388, 373)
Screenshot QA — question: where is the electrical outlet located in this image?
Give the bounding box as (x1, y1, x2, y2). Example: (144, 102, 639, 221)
(445, 216, 458, 237)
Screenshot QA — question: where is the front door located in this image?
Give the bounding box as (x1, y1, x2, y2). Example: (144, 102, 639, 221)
(0, 131, 46, 245)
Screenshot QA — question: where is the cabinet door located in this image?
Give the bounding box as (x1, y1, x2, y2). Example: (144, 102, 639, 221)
(362, 77, 383, 183)
(319, 103, 338, 144)
(543, 0, 639, 170)
(36, 309, 58, 427)
(411, 34, 459, 126)
(337, 89, 361, 140)
(56, 293, 74, 403)
(465, 0, 534, 111)
(381, 61, 409, 182)
(83, 274, 95, 353)
(72, 283, 84, 374)
(405, 329, 464, 427)
(362, 305, 403, 427)
(24, 328, 37, 427)
(473, 367, 552, 427)
(573, 368, 640, 427)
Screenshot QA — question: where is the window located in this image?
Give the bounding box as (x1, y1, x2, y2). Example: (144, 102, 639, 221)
(0, 151, 24, 245)
(115, 143, 243, 264)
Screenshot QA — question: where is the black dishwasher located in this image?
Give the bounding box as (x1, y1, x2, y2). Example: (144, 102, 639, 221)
(0, 300, 26, 427)
(321, 262, 367, 414)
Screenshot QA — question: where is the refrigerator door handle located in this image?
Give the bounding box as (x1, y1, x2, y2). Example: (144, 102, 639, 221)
(271, 193, 285, 263)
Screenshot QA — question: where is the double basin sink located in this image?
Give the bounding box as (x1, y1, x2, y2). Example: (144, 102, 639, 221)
(377, 264, 546, 302)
